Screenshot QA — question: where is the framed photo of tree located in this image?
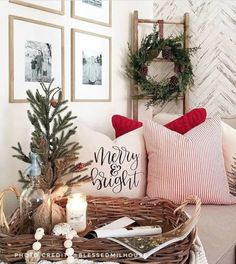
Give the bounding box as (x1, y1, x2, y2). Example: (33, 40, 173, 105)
(9, 15, 64, 103)
(71, 29, 111, 102)
(9, 0, 65, 15)
(71, 0, 111, 27)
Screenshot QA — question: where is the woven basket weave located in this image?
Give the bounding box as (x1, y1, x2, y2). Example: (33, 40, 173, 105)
(0, 194, 200, 264)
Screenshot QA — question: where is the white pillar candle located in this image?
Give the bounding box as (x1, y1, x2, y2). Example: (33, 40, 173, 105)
(66, 193, 87, 232)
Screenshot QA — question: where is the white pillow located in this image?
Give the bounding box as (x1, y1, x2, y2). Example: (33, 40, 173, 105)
(75, 123, 147, 198)
(222, 121, 236, 176)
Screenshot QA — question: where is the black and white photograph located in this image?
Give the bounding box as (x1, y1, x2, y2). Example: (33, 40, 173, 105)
(82, 50, 102, 85)
(71, 0, 111, 27)
(9, 16, 64, 103)
(82, 0, 102, 8)
(25, 40, 52, 83)
(71, 29, 111, 102)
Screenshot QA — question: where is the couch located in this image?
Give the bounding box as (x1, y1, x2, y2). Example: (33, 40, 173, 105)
(78, 112, 236, 264)
(186, 205, 236, 264)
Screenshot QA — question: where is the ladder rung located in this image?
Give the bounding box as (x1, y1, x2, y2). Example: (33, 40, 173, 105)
(138, 19, 184, 25)
(133, 95, 184, 100)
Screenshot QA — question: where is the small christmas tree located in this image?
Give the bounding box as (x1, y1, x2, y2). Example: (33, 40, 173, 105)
(12, 80, 92, 191)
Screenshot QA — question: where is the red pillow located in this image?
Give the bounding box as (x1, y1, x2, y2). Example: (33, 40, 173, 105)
(112, 115, 143, 137)
(112, 108, 207, 137)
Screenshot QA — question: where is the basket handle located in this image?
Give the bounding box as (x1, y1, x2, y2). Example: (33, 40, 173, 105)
(164, 195, 201, 238)
(0, 187, 20, 232)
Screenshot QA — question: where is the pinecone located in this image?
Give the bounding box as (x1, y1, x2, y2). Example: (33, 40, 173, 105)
(50, 99, 58, 108)
(174, 63, 185, 73)
(169, 76, 179, 88)
(140, 64, 148, 76)
(162, 47, 173, 60)
(40, 137, 46, 146)
(151, 50, 160, 58)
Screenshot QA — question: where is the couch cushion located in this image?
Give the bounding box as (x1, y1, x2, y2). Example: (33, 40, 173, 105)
(186, 204, 236, 264)
(75, 123, 147, 198)
(144, 117, 236, 204)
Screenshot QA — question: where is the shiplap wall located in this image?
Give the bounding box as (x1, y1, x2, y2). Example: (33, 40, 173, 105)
(152, 0, 236, 122)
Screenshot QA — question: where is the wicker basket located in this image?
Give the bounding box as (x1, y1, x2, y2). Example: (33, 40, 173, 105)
(0, 193, 201, 264)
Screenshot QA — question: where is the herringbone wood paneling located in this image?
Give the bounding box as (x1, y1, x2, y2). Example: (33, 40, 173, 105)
(151, 0, 236, 120)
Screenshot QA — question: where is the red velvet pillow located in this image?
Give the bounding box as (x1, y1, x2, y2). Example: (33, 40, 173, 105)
(112, 108, 207, 138)
(112, 115, 143, 137)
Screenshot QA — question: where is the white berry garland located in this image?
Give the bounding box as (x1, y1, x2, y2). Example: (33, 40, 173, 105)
(32, 227, 45, 251)
(31, 224, 78, 264)
(52, 223, 78, 264)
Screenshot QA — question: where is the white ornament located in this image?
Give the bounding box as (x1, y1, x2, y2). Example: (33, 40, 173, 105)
(53, 223, 72, 236)
(67, 256, 75, 264)
(38, 261, 52, 264)
(65, 229, 78, 240)
(65, 232, 74, 240)
(70, 230, 77, 237)
(64, 240, 73, 249)
(25, 250, 41, 264)
(32, 241, 42, 251)
(34, 232, 44, 241)
(52, 225, 62, 236)
(36, 228, 45, 235)
(65, 248, 74, 257)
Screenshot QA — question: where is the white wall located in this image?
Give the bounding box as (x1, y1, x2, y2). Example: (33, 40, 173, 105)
(0, 0, 154, 211)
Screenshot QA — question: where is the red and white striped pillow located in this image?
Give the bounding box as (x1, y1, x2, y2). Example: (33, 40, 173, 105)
(144, 117, 236, 204)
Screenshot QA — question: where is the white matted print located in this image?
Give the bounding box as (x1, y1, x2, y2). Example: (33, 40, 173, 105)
(9, 16, 64, 103)
(71, 0, 111, 27)
(9, 0, 65, 15)
(71, 29, 111, 102)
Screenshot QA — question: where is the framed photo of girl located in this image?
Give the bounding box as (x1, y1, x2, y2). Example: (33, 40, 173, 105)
(71, 0, 111, 27)
(9, 15, 64, 103)
(71, 29, 111, 102)
(9, 0, 65, 15)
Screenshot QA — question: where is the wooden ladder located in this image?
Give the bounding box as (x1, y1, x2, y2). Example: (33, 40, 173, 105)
(131, 11, 190, 120)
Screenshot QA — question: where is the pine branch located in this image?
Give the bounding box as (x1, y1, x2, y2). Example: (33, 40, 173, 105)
(66, 174, 91, 186)
(18, 170, 30, 188)
(12, 143, 31, 164)
(39, 81, 48, 94)
(27, 111, 45, 136)
(50, 104, 68, 122)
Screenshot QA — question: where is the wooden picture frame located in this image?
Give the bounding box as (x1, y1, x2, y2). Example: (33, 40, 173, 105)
(71, 0, 112, 27)
(9, 0, 65, 15)
(71, 29, 111, 102)
(9, 15, 64, 103)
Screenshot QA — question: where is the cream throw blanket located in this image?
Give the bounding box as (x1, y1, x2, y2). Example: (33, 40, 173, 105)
(189, 237, 208, 264)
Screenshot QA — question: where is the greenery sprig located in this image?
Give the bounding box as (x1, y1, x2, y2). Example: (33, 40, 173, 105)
(126, 29, 199, 108)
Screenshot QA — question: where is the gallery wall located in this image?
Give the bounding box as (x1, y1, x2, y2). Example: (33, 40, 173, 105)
(0, 0, 154, 211)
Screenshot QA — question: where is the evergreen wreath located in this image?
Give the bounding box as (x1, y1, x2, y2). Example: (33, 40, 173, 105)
(126, 29, 199, 108)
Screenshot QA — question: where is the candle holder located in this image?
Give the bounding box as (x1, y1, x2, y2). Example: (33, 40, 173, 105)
(66, 193, 87, 233)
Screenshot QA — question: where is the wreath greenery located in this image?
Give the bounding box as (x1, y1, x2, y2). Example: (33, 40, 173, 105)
(126, 29, 199, 108)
